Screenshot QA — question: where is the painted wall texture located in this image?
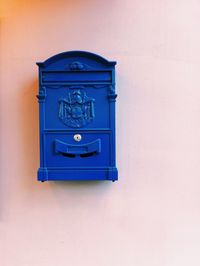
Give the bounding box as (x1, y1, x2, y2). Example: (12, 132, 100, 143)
(1, 0, 200, 265)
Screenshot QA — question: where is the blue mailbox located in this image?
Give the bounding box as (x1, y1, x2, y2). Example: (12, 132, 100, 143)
(36, 51, 118, 181)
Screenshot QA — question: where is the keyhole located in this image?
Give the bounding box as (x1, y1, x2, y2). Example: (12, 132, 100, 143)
(74, 134, 82, 142)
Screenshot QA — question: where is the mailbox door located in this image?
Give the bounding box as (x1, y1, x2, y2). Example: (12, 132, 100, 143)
(45, 132, 111, 167)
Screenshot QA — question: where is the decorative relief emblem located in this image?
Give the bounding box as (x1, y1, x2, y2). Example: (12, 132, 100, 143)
(58, 89, 95, 128)
(69, 61, 85, 70)
(67, 61, 92, 71)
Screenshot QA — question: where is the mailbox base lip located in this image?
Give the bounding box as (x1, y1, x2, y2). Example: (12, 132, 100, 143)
(37, 167, 118, 182)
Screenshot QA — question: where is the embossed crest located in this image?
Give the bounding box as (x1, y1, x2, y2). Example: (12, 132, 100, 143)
(58, 89, 95, 128)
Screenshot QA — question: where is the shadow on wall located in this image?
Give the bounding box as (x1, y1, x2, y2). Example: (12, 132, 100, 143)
(20, 79, 39, 186)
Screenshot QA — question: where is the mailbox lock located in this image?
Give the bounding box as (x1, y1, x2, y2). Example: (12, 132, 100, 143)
(74, 134, 82, 142)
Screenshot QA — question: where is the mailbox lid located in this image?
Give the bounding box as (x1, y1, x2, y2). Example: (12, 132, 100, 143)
(37, 51, 117, 130)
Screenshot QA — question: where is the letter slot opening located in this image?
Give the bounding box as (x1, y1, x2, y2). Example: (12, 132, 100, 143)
(80, 151, 97, 158)
(60, 153, 76, 158)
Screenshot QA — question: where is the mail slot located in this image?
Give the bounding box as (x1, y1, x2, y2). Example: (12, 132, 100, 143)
(36, 51, 118, 181)
(42, 71, 112, 83)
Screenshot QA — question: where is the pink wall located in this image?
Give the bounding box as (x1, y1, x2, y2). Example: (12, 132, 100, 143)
(1, 0, 200, 265)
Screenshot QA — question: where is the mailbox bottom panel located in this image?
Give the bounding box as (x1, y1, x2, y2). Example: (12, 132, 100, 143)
(38, 167, 118, 181)
(45, 132, 112, 167)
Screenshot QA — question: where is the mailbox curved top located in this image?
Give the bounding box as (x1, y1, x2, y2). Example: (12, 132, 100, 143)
(36, 50, 116, 68)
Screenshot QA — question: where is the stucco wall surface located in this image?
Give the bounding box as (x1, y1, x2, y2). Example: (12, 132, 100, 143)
(0, 1, 200, 266)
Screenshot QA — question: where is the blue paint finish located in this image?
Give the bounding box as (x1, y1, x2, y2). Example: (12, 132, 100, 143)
(36, 51, 118, 181)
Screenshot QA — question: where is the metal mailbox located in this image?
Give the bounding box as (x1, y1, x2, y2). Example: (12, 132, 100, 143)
(36, 51, 118, 181)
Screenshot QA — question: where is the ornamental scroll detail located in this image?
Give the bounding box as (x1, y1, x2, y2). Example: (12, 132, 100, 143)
(66, 61, 91, 71)
(58, 89, 95, 128)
